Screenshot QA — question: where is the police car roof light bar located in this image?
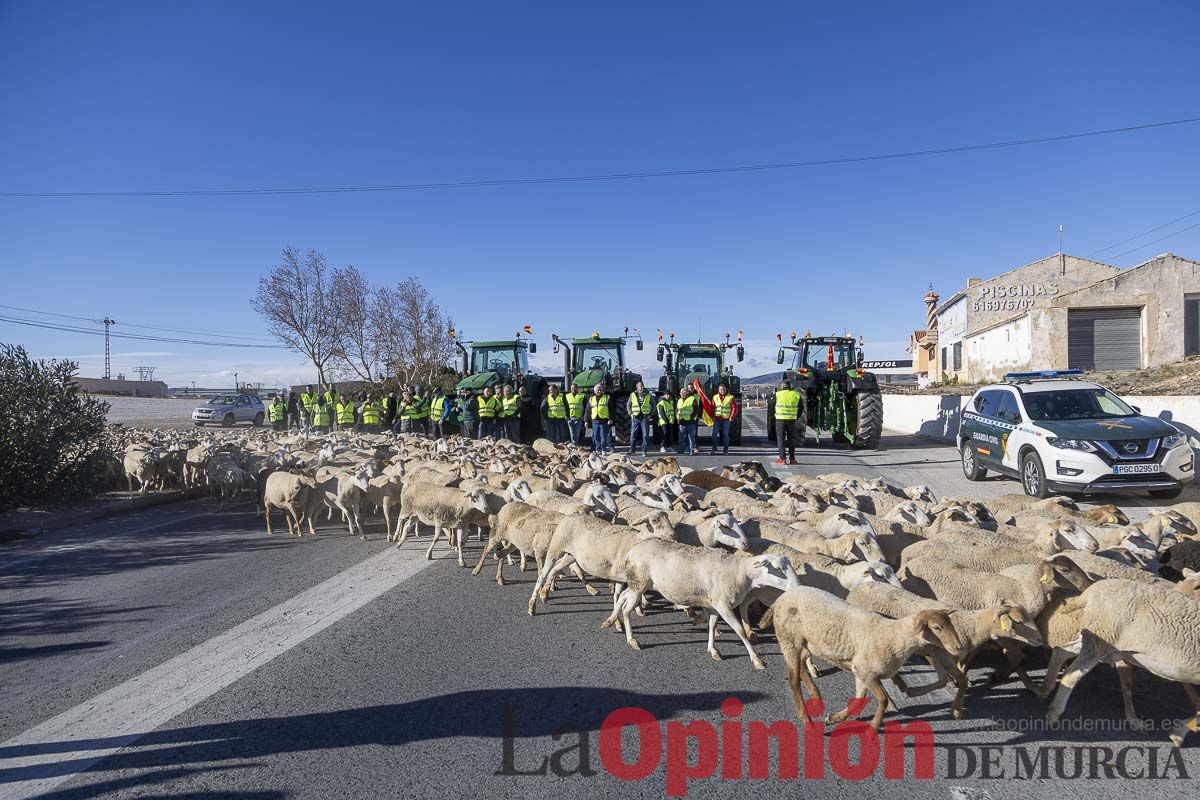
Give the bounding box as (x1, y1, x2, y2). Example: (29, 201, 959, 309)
(1003, 369, 1085, 380)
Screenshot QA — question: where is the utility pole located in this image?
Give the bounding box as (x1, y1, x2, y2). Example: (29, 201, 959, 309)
(102, 318, 116, 379)
(234, 372, 239, 391)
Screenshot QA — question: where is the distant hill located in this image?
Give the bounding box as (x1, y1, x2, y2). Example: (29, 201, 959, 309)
(744, 371, 784, 385)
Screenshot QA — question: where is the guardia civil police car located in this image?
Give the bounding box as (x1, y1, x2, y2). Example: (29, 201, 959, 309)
(958, 371, 1192, 499)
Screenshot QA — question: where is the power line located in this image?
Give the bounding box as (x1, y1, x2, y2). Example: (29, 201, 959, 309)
(0, 314, 287, 349)
(0, 304, 275, 342)
(3, 116, 1198, 198)
(1106, 220, 1200, 261)
(1086, 208, 1200, 257)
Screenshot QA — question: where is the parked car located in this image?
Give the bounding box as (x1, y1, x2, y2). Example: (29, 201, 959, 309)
(192, 393, 266, 427)
(959, 370, 1192, 499)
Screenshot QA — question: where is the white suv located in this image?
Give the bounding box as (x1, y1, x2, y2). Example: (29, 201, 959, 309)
(958, 371, 1192, 499)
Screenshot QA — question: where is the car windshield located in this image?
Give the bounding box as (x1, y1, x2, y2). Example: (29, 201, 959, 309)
(797, 341, 857, 370)
(574, 344, 621, 372)
(471, 346, 526, 377)
(1023, 388, 1136, 421)
(210, 396, 237, 405)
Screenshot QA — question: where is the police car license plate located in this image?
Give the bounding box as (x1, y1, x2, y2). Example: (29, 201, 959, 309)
(1113, 463, 1160, 475)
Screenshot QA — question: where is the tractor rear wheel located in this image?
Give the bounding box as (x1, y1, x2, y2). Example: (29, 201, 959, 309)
(730, 411, 743, 446)
(611, 394, 631, 446)
(850, 391, 883, 449)
(766, 397, 777, 442)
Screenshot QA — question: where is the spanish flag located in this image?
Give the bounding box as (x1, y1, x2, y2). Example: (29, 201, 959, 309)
(522, 325, 533, 335)
(692, 378, 738, 426)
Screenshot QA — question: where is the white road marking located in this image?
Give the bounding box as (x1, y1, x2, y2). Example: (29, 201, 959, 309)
(0, 545, 435, 800)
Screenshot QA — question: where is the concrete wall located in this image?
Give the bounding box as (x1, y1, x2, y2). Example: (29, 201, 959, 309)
(883, 393, 1200, 450)
(964, 315, 1032, 382)
(962, 254, 1121, 335)
(74, 377, 167, 398)
(1051, 254, 1200, 368)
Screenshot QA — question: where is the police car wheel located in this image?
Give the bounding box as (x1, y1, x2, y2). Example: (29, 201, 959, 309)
(961, 441, 986, 481)
(1021, 451, 1050, 498)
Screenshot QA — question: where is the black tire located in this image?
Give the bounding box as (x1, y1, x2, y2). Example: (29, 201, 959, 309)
(253, 412, 265, 427)
(1021, 450, 1051, 498)
(961, 440, 987, 481)
(193, 422, 204, 427)
(850, 391, 883, 449)
(222, 413, 235, 428)
(766, 397, 777, 442)
(730, 412, 743, 446)
(1149, 485, 1184, 499)
(611, 394, 631, 445)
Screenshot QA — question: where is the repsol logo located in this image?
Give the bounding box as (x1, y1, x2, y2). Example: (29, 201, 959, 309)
(861, 360, 912, 370)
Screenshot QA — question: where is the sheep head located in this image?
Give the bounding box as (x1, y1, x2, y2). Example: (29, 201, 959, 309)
(505, 478, 533, 503)
(633, 511, 675, 540)
(885, 501, 935, 528)
(640, 489, 673, 511)
(1043, 519, 1099, 553)
(748, 555, 800, 592)
(822, 509, 877, 540)
(903, 485, 937, 504)
(1083, 504, 1128, 526)
(911, 609, 964, 658)
(584, 483, 619, 518)
(1041, 554, 1094, 593)
(990, 603, 1042, 647)
(654, 473, 687, 500)
(848, 532, 886, 563)
(465, 489, 490, 514)
(845, 561, 903, 590)
(706, 510, 749, 551)
(1178, 569, 1200, 597)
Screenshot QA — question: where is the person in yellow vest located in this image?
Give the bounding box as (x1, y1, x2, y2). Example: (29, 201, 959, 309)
(627, 381, 653, 457)
(477, 386, 500, 439)
(310, 394, 332, 434)
(499, 385, 521, 442)
(676, 386, 700, 456)
(268, 394, 287, 432)
(300, 385, 317, 428)
(335, 392, 356, 430)
(655, 390, 675, 453)
(774, 380, 805, 465)
(541, 384, 568, 444)
(324, 384, 338, 429)
(564, 382, 586, 446)
(412, 388, 430, 438)
(587, 383, 611, 453)
(430, 387, 450, 440)
(381, 391, 398, 430)
(710, 383, 735, 456)
(360, 393, 381, 434)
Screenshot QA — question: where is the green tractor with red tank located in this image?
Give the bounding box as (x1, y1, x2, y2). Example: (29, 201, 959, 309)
(552, 329, 644, 445)
(766, 333, 883, 449)
(656, 331, 746, 445)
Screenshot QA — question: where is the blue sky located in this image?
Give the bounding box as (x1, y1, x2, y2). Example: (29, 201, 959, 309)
(2, 0, 1198, 387)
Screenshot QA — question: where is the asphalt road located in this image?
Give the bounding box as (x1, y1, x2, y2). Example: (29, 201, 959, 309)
(2, 409, 1196, 799)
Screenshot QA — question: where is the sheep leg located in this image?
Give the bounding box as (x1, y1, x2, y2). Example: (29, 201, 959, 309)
(381, 501, 393, 542)
(1037, 647, 1077, 699)
(1184, 683, 1200, 711)
(264, 502, 274, 535)
(1046, 633, 1106, 724)
(425, 524, 442, 560)
(714, 602, 765, 670)
(494, 544, 512, 584)
(1169, 710, 1200, 748)
(782, 645, 811, 723)
(707, 614, 722, 661)
(1116, 660, 1147, 731)
(828, 674, 871, 725)
(736, 596, 757, 641)
(528, 554, 573, 615)
(519, 552, 528, 571)
(396, 516, 414, 546)
(866, 677, 892, 733)
(472, 536, 501, 577)
(454, 527, 466, 567)
(618, 588, 641, 650)
(602, 586, 631, 629)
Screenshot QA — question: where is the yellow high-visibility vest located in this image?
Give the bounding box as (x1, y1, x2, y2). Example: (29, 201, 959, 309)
(336, 402, 356, 425)
(431, 396, 446, 419)
(300, 392, 316, 412)
(775, 389, 802, 421)
(565, 392, 586, 418)
(311, 404, 331, 427)
(546, 394, 567, 419)
(478, 396, 500, 419)
(629, 393, 653, 418)
(714, 394, 734, 420)
(589, 394, 610, 421)
(361, 402, 380, 424)
(269, 402, 286, 422)
(501, 396, 520, 418)
(656, 398, 675, 425)
(677, 396, 698, 422)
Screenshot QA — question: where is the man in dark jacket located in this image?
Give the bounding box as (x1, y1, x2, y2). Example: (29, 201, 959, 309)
(457, 388, 477, 440)
(286, 391, 300, 430)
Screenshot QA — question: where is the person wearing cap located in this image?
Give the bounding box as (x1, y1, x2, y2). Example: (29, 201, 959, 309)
(774, 380, 804, 465)
(655, 389, 675, 453)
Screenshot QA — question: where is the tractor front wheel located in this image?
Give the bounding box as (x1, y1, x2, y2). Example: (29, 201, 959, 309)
(730, 412, 743, 446)
(611, 394, 631, 446)
(766, 397, 777, 442)
(850, 391, 883, 449)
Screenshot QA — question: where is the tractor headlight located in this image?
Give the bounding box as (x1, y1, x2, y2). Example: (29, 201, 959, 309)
(1163, 432, 1187, 450)
(1047, 438, 1097, 453)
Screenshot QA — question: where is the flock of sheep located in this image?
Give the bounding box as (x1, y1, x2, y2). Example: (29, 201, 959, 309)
(113, 424, 1200, 746)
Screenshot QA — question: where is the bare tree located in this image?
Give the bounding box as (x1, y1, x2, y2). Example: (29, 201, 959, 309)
(329, 265, 378, 382)
(251, 247, 339, 388)
(376, 277, 456, 386)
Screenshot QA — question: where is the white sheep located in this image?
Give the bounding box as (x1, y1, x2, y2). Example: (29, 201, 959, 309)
(399, 484, 491, 566)
(262, 471, 319, 536)
(900, 555, 1091, 617)
(608, 540, 800, 668)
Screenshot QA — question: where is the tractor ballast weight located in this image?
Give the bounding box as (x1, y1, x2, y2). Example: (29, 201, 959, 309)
(454, 335, 548, 438)
(656, 331, 746, 445)
(553, 330, 643, 445)
(766, 334, 883, 449)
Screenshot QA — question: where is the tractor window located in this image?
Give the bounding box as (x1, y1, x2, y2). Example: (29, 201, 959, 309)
(471, 347, 526, 377)
(677, 352, 720, 379)
(574, 344, 621, 373)
(797, 342, 857, 370)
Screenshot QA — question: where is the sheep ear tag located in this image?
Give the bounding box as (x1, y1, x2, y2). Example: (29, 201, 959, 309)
(1039, 573, 1050, 583)
(999, 615, 1012, 632)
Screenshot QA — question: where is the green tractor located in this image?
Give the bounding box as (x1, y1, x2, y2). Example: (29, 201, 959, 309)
(766, 333, 883, 449)
(453, 334, 550, 437)
(552, 329, 644, 444)
(656, 331, 746, 445)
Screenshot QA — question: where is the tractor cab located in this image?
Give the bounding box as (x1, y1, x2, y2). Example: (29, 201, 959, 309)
(454, 337, 538, 392)
(783, 335, 863, 375)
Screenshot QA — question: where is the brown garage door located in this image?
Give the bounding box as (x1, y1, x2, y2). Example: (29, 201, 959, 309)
(1067, 308, 1141, 370)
